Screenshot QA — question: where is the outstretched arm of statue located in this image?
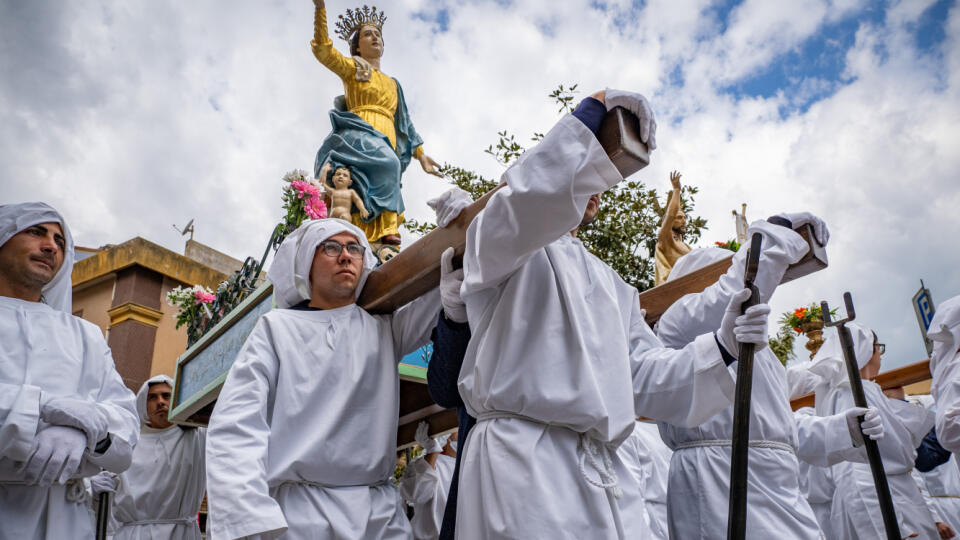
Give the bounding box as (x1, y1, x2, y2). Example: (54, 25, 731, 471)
(318, 162, 334, 191)
(657, 171, 683, 246)
(351, 191, 370, 219)
(417, 152, 443, 178)
(310, 0, 353, 79)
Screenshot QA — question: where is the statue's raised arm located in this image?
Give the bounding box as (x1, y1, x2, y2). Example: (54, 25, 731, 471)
(654, 170, 692, 285)
(310, 0, 442, 252)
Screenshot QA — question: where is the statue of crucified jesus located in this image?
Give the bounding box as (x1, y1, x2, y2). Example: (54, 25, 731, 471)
(654, 170, 692, 285)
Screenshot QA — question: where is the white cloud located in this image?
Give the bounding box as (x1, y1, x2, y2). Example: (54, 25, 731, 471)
(2, 0, 957, 369)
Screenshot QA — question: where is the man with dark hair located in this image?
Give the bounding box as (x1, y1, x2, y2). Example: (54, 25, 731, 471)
(0, 202, 139, 540)
(89, 374, 206, 539)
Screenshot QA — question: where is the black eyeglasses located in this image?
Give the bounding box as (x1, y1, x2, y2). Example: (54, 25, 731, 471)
(875, 343, 886, 355)
(318, 240, 365, 259)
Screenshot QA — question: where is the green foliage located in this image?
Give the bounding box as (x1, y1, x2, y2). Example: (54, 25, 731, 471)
(548, 83, 579, 113)
(768, 326, 797, 366)
(404, 84, 708, 291)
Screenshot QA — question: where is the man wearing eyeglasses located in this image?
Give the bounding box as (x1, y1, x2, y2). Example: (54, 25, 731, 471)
(205, 218, 444, 540)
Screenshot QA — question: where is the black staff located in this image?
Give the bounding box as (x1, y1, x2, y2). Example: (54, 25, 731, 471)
(96, 492, 110, 540)
(822, 292, 900, 540)
(726, 232, 763, 540)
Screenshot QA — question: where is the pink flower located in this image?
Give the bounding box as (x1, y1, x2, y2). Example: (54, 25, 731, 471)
(304, 196, 328, 220)
(291, 180, 320, 198)
(193, 290, 216, 304)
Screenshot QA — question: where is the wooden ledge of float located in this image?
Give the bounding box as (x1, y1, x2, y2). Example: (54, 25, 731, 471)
(789, 359, 931, 410)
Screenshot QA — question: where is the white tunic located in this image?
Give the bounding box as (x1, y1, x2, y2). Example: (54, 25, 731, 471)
(820, 380, 938, 539)
(205, 292, 439, 540)
(922, 455, 960, 530)
(456, 114, 736, 540)
(399, 454, 455, 540)
(655, 223, 853, 539)
(112, 425, 206, 539)
(0, 296, 139, 540)
(617, 421, 671, 540)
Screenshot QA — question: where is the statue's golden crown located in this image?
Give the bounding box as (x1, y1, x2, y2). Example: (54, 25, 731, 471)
(335, 5, 387, 42)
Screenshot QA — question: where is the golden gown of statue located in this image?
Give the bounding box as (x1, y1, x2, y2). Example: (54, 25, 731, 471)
(311, 6, 426, 243)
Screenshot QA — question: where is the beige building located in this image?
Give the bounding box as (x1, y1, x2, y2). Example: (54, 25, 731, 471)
(72, 237, 239, 391)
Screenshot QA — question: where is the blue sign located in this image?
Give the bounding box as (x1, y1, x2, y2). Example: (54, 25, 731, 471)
(915, 291, 935, 330)
(913, 285, 936, 357)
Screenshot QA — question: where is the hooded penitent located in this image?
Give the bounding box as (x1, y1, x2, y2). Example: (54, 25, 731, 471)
(0, 201, 75, 313)
(266, 218, 377, 309)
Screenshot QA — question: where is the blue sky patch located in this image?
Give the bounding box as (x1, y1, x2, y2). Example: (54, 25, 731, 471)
(717, 4, 886, 117)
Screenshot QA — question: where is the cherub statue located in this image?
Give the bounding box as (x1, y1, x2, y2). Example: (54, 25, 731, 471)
(654, 170, 693, 285)
(318, 162, 369, 221)
(311, 0, 442, 247)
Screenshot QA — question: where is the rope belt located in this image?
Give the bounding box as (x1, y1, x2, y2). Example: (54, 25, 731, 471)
(673, 438, 796, 454)
(280, 478, 390, 490)
(476, 411, 623, 499)
(0, 478, 88, 503)
(122, 518, 195, 526)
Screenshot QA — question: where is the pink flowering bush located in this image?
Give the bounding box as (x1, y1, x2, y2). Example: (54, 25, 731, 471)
(167, 284, 216, 331)
(282, 169, 328, 229)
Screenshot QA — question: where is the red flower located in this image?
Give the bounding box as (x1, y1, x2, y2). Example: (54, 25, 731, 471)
(793, 327, 802, 334)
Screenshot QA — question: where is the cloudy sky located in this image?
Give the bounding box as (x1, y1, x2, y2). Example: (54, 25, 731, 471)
(2, 0, 958, 371)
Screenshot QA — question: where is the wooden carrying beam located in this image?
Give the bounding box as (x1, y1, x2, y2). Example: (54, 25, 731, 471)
(359, 107, 650, 314)
(789, 359, 932, 410)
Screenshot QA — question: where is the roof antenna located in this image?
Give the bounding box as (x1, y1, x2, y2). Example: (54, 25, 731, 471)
(173, 218, 195, 241)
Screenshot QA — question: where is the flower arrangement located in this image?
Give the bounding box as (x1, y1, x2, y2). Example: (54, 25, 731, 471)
(714, 239, 741, 252)
(779, 303, 836, 334)
(166, 285, 217, 331)
(282, 169, 327, 230)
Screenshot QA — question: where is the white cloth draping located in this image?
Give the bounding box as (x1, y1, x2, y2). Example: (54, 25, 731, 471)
(617, 421, 671, 540)
(0, 297, 139, 540)
(930, 295, 960, 458)
(110, 376, 205, 540)
(399, 454, 455, 540)
(266, 218, 377, 308)
(820, 381, 937, 538)
(455, 114, 736, 540)
(205, 289, 440, 539)
(0, 202, 75, 313)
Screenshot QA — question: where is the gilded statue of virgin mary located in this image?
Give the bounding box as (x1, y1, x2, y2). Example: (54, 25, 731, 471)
(311, 0, 442, 247)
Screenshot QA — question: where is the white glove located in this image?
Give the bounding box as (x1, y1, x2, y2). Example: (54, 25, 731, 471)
(604, 89, 657, 150)
(717, 288, 771, 354)
(415, 421, 443, 455)
(19, 426, 87, 486)
(845, 406, 884, 447)
(776, 212, 830, 245)
(40, 395, 108, 449)
(427, 188, 472, 228)
(440, 247, 467, 323)
(89, 471, 118, 496)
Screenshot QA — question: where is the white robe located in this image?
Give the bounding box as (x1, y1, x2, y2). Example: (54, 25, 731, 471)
(399, 454, 455, 540)
(0, 296, 139, 540)
(922, 455, 960, 531)
(111, 425, 206, 539)
(933, 349, 960, 459)
(617, 421, 671, 540)
(205, 291, 440, 540)
(820, 380, 938, 539)
(456, 114, 736, 540)
(655, 223, 854, 539)
(657, 346, 858, 539)
(799, 459, 836, 539)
